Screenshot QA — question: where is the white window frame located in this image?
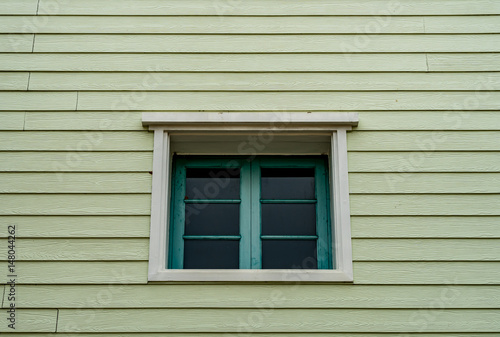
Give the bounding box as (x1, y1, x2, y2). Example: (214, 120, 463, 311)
(143, 111, 358, 282)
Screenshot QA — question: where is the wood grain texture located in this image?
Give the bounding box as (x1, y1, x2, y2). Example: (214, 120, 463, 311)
(0, 194, 151, 215)
(0, 53, 427, 72)
(0, 112, 25, 130)
(7, 334, 500, 337)
(33, 34, 500, 53)
(0, 310, 57, 333)
(349, 173, 500, 193)
(0, 34, 33, 52)
(28, 72, 500, 91)
(428, 53, 500, 71)
(352, 239, 500, 261)
(36, 0, 500, 15)
(351, 216, 500, 238)
(0, 261, 148, 284)
(0, 72, 29, 90)
(0, 92, 77, 110)
(15, 239, 149, 260)
(0, 173, 152, 193)
(0, 216, 150, 238)
(424, 16, 500, 33)
(350, 194, 500, 215)
(0, 131, 153, 151)
(0, 0, 39, 14)
(77, 92, 500, 111)
(11, 284, 500, 308)
(55, 308, 500, 332)
(348, 152, 500, 172)
(0, 152, 153, 172)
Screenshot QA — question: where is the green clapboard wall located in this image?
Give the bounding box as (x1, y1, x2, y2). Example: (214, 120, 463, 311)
(1, 0, 500, 334)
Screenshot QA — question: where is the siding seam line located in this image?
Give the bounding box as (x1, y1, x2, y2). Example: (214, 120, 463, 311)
(27, 72, 31, 91)
(23, 112, 26, 131)
(1, 284, 5, 309)
(31, 34, 36, 53)
(36, 0, 41, 15)
(75, 91, 79, 111)
(55, 308, 59, 332)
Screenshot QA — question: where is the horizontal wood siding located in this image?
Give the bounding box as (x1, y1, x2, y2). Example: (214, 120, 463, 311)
(1, 0, 499, 335)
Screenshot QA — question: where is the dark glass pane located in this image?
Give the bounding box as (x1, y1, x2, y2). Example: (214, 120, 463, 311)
(262, 240, 317, 269)
(261, 168, 315, 200)
(262, 204, 316, 235)
(184, 240, 239, 269)
(186, 168, 240, 200)
(185, 203, 239, 235)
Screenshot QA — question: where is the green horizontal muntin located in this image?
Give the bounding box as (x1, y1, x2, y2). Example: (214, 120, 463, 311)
(184, 199, 241, 204)
(260, 199, 317, 204)
(261, 235, 318, 240)
(183, 235, 241, 240)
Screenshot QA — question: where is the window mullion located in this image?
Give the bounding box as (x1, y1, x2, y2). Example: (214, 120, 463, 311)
(239, 160, 252, 269)
(250, 159, 262, 269)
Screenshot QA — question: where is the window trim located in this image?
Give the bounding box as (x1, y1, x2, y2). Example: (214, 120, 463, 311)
(143, 112, 358, 282)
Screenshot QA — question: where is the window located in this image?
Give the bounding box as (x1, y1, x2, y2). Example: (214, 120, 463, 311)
(143, 111, 357, 282)
(170, 156, 331, 270)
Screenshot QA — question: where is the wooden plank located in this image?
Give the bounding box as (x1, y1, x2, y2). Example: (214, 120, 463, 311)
(351, 216, 500, 238)
(350, 194, 500, 216)
(354, 262, 500, 284)
(55, 308, 500, 332)
(348, 152, 500, 172)
(0, 216, 150, 238)
(0, 152, 153, 172)
(77, 92, 500, 111)
(15, 239, 149, 260)
(356, 111, 500, 131)
(0, 72, 29, 90)
(0, 194, 151, 215)
(0, 15, 425, 34)
(33, 34, 500, 53)
(0, 173, 152, 193)
(11, 284, 500, 308)
(424, 16, 500, 33)
(0, 0, 39, 14)
(349, 173, 500, 194)
(37, 0, 500, 15)
(0, 310, 57, 333)
(348, 131, 500, 151)
(24, 111, 145, 131)
(0, 261, 148, 284)
(0, 53, 427, 72)
(353, 239, 500, 261)
(7, 334, 500, 337)
(428, 53, 500, 71)
(0, 92, 77, 111)
(28, 72, 500, 91)
(0, 34, 34, 52)
(0, 131, 153, 151)
(0, 112, 25, 130)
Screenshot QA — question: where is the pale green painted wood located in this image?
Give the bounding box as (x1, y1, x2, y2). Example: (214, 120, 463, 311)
(28, 72, 500, 91)
(77, 92, 500, 111)
(348, 131, 500, 151)
(351, 216, 500, 238)
(349, 173, 500, 194)
(23, 111, 500, 131)
(0, 216, 150, 238)
(352, 239, 500, 261)
(0, 173, 151, 193)
(0, 15, 426, 33)
(0, 261, 148, 284)
(0, 34, 33, 52)
(424, 16, 500, 33)
(33, 34, 500, 53)
(428, 53, 500, 71)
(11, 284, 500, 308)
(15, 239, 148, 260)
(354, 262, 500, 284)
(0, 112, 25, 130)
(37, 0, 500, 15)
(0, 131, 153, 151)
(0, 152, 152, 172)
(0, 53, 427, 72)
(0, 0, 39, 14)
(350, 195, 500, 215)
(24, 111, 144, 131)
(0, 92, 77, 110)
(348, 152, 500, 172)
(0, 194, 151, 215)
(55, 308, 500, 332)
(0, 72, 29, 90)
(0, 309, 57, 333)
(8, 334, 500, 337)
